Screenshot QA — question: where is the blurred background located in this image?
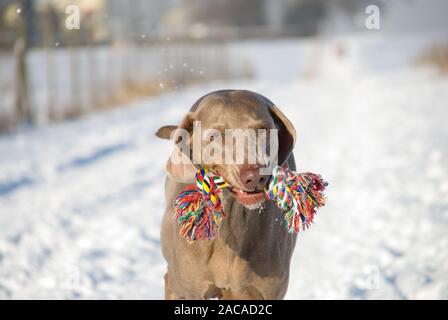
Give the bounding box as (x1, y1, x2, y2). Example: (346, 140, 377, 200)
(0, 0, 447, 299)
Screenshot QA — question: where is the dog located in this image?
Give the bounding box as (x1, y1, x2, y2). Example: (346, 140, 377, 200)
(156, 90, 297, 299)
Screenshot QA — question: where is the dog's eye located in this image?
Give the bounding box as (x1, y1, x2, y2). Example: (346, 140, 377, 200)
(206, 131, 220, 142)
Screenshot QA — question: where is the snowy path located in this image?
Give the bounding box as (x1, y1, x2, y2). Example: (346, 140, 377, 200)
(1, 43, 448, 299)
(284, 69, 448, 299)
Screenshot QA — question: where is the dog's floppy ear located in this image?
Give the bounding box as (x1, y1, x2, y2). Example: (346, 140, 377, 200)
(270, 105, 297, 166)
(155, 125, 178, 140)
(164, 112, 197, 183)
(155, 112, 195, 140)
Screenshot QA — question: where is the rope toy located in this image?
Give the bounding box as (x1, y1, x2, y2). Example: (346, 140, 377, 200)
(266, 166, 327, 234)
(174, 166, 327, 241)
(174, 168, 228, 241)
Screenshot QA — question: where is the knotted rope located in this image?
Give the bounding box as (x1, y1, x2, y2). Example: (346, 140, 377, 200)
(174, 166, 327, 241)
(174, 168, 228, 241)
(266, 166, 327, 233)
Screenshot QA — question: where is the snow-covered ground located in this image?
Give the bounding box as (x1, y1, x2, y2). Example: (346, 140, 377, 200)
(1, 34, 448, 299)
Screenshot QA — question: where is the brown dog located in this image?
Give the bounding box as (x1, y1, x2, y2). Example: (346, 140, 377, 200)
(156, 90, 297, 299)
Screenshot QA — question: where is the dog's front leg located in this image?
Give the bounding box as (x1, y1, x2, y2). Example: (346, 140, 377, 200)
(164, 272, 183, 300)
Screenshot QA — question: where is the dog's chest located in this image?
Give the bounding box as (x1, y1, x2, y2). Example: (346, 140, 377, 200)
(205, 199, 293, 288)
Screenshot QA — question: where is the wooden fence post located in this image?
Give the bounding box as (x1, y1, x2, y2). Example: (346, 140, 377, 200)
(41, 8, 56, 121)
(14, 0, 32, 125)
(69, 29, 82, 117)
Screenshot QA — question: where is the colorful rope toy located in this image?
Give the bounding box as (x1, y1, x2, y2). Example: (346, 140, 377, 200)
(174, 168, 228, 241)
(266, 166, 327, 234)
(174, 166, 327, 241)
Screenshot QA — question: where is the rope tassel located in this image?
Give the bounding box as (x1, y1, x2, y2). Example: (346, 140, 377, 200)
(174, 168, 228, 241)
(266, 166, 328, 234)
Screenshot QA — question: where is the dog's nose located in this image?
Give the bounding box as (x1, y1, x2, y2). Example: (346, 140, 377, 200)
(240, 165, 268, 191)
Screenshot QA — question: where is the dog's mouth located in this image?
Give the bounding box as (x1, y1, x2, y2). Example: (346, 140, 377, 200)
(228, 186, 266, 209)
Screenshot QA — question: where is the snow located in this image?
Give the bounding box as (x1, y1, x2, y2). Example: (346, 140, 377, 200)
(1, 34, 448, 299)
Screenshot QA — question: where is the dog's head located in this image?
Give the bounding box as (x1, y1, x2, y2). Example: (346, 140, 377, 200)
(156, 90, 296, 209)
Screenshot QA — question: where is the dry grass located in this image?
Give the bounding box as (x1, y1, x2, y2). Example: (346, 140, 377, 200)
(0, 116, 14, 133)
(94, 80, 172, 111)
(415, 41, 448, 74)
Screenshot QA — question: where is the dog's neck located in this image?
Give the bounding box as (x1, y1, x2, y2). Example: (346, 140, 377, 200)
(218, 191, 272, 247)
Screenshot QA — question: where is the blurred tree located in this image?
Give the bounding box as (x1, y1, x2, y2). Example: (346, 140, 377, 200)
(21, 0, 38, 47)
(15, 0, 35, 124)
(284, 0, 327, 36)
(189, 0, 266, 27)
(0, 0, 18, 48)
